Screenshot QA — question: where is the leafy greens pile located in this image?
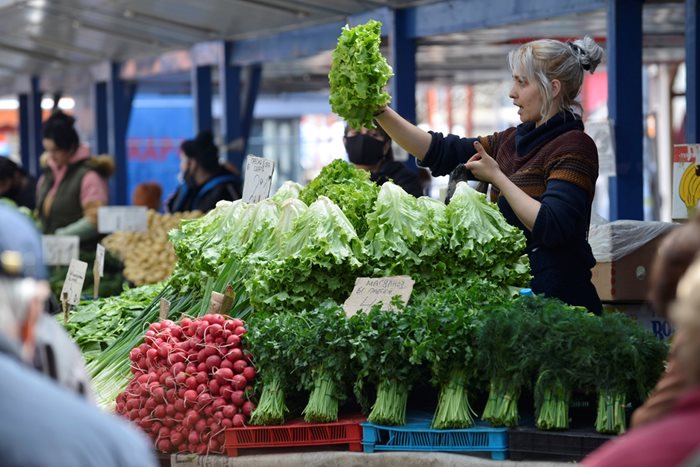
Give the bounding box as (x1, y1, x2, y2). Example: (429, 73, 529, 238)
(329, 19, 393, 129)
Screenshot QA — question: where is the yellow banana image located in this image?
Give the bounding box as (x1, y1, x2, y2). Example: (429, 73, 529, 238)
(679, 163, 700, 217)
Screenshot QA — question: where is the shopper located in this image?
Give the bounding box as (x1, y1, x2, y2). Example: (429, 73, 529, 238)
(0, 205, 157, 467)
(371, 37, 604, 313)
(167, 130, 241, 213)
(36, 111, 113, 244)
(0, 157, 36, 210)
(630, 215, 700, 429)
(582, 253, 700, 467)
(344, 124, 424, 197)
(132, 181, 163, 211)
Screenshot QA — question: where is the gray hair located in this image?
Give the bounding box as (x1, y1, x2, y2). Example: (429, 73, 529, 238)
(508, 36, 604, 120)
(0, 277, 41, 333)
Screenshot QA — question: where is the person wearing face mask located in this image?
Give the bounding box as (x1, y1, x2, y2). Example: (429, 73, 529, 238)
(367, 37, 604, 314)
(344, 125, 424, 197)
(167, 130, 241, 213)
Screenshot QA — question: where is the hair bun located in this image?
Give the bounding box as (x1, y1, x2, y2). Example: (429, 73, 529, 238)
(46, 111, 76, 128)
(569, 37, 604, 74)
(195, 130, 215, 148)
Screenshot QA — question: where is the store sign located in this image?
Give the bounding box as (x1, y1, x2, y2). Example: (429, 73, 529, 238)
(61, 259, 87, 306)
(343, 276, 414, 316)
(42, 235, 79, 266)
(242, 155, 275, 203)
(98, 206, 148, 233)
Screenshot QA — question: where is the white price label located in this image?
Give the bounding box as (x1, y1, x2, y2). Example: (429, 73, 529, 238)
(242, 155, 275, 203)
(95, 244, 105, 278)
(60, 259, 88, 306)
(42, 235, 79, 266)
(98, 206, 148, 233)
(343, 276, 415, 317)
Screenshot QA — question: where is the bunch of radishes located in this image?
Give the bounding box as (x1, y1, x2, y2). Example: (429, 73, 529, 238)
(116, 314, 256, 454)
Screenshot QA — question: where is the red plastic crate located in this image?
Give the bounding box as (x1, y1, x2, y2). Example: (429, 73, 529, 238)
(224, 415, 366, 457)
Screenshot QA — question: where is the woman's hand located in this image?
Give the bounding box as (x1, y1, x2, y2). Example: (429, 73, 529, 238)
(465, 141, 504, 186)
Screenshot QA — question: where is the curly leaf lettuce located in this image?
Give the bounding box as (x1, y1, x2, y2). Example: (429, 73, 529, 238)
(329, 20, 393, 129)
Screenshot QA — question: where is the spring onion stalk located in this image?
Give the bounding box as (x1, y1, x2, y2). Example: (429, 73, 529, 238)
(368, 379, 409, 426)
(250, 372, 288, 426)
(303, 368, 340, 423)
(595, 391, 627, 434)
(535, 373, 571, 430)
(432, 367, 476, 429)
(482, 377, 521, 427)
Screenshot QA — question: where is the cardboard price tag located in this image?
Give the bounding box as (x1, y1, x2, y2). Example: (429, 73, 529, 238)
(242, 155, 275, 203)
(97, 206, 148, 233)
(343, 276, 415, 316)
(60, 259, 88, 306)
(95, 244, 105, 278)
(42, 235, 79, 266)
(159, 298, 171, 320)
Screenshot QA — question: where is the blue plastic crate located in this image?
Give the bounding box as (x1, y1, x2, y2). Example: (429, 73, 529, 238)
(361, 413, 508, 461)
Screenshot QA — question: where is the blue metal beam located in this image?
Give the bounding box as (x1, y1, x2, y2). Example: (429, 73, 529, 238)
(107, 62, 129, 205)
(409, 0, 606, 38)
(240, 64, 261, 157)
(608, 0, 643, 220)
(18, 94, 30, 174)
(220, 42, 243, 171)
(192, 65, 213, 134)
(93, 81, 108, 154)
(28, 76, 42, 178)
(391, 8, 418, 172)
(687, 0, 699, 143)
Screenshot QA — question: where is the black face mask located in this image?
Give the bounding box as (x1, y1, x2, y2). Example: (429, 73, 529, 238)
(345, 135, 386, 166)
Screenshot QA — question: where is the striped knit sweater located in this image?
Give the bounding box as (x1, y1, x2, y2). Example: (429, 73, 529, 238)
(420, 111, 602, 313)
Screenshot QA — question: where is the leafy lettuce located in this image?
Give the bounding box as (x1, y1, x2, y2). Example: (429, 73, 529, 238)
(329, 20, 393, 129)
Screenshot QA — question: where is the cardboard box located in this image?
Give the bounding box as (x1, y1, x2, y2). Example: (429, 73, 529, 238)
(591, 234, 667, 302)
(603, 302, 675, 341)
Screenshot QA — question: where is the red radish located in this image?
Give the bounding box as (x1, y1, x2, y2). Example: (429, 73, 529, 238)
(226, 334, 241, 347)
(221, 359, 234, 370)
(232, 414, 245, 427)
(216, 367, 234, 382)
(219, 386, 233, 401)
(205, 355, 221, 370)
(221, 418, 233, 428)
(232, 360, 247, 374)
(170, 431, 184, 446)
(230, 391, 245, 407)
(204, 406, 214, 417)
(165, 404, 175, 416)
(183, 390, 198, 407)
(196, 362, 207, 373)
(185, 376, 197, 390)
(222, 405, 236, 418)
(195, 371, 207, 385)
(231, 374, 247, 390)
(209, 379, 220, 396)
(243, 366, 256, 382)
(227, 348, 243, 362)
(233, 326, 246, 336)
(230, 318, 244, 329)
(174, 399, 185, 413)
(188, 431, 199, 444)
(242, 401, 255, 417)
(195, 419, 207, 432)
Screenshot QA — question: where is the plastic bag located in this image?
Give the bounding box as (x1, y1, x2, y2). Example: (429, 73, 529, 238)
(588, 219, 678, 262)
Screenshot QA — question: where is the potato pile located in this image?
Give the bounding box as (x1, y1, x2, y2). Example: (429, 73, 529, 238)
(103, 210, 201, 285)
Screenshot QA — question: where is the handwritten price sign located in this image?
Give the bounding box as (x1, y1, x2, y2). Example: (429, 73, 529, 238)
(42, 235, 79, 266)
(343, 276, 415, 316)
(242, 155, 275, 203)
(98, 206, 148, 233)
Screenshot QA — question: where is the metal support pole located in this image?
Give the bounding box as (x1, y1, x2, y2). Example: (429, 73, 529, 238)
(192, 65, 213, 134)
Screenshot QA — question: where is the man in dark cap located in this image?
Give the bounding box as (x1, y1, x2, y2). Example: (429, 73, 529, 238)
(0, 204, 158, 467)
(344, 124, 424, 197)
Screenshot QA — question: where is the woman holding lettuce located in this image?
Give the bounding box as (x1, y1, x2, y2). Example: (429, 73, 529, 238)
(373, 37, 604, 314)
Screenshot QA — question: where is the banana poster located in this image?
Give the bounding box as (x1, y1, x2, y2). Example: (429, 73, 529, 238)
(673, 144, 700, 219)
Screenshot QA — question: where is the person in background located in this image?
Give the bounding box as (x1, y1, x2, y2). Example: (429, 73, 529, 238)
(371, 37, 604, 314)
(132, 181, 163, 211)
(0, 157, 36, 210)
(629, 215, 700, 429)
(167, 130, 240, 213)
(344, 124, 424, 197)
(36, 111, 113, 244)
(582, 252, 700, 467)
(0, 204, 157, 467)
